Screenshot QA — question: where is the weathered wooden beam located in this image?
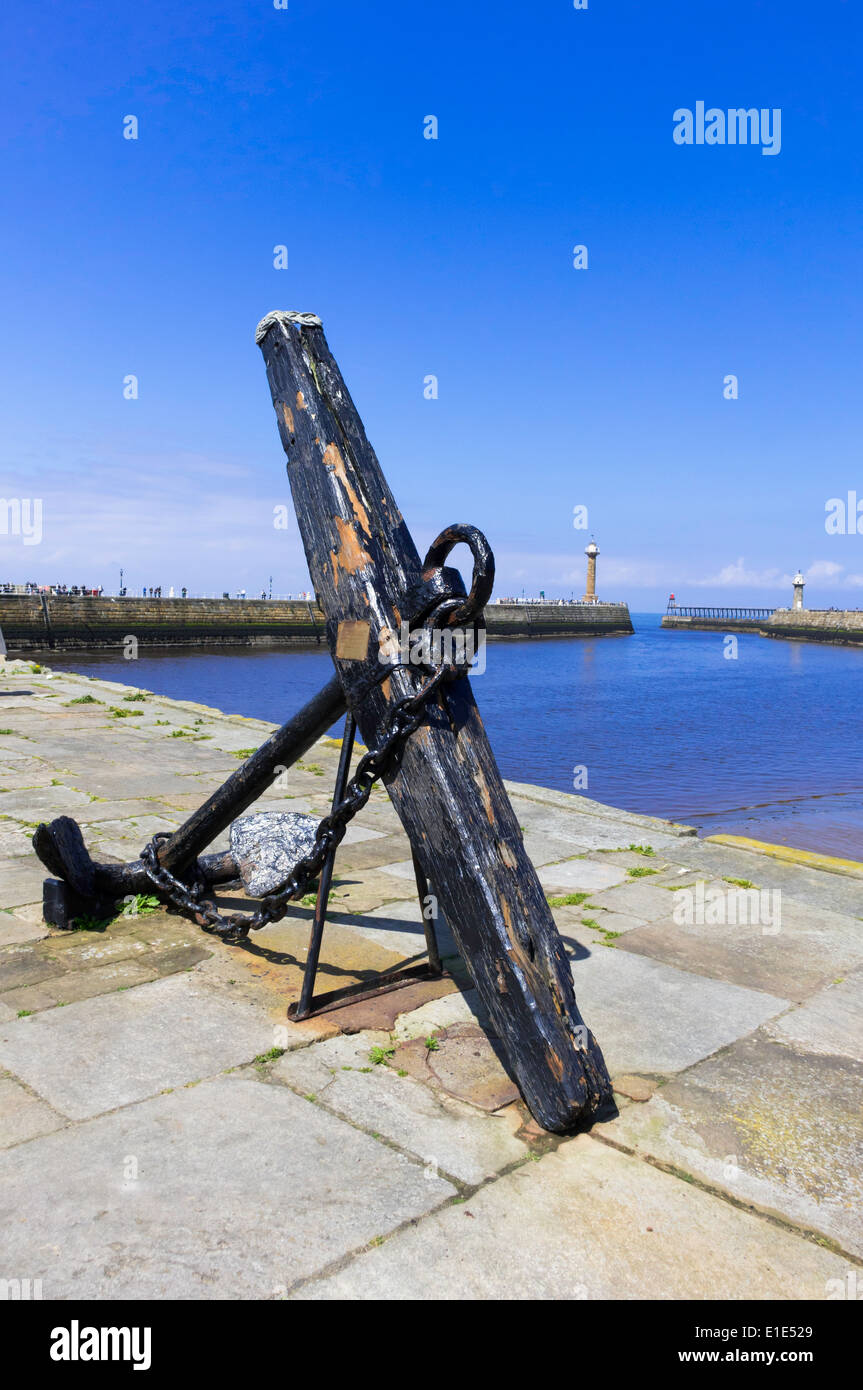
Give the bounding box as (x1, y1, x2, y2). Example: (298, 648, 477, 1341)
(256, 310, 612, 1132)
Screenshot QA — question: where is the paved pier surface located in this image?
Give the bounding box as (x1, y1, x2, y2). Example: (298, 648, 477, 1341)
(0, 658, 860, 1300)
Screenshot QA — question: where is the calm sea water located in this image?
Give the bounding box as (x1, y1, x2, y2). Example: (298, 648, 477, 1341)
(50, 615, 863, 860)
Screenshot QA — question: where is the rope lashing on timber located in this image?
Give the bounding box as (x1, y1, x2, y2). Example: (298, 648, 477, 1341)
(255, 310, 323, 343)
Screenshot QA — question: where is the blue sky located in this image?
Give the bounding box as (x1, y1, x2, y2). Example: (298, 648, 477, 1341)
(1, 0, 861, 608)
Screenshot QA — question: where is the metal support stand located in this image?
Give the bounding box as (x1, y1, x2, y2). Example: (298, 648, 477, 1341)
(289, 712, 446, 1020)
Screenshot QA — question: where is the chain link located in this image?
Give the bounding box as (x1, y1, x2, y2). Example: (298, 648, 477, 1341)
(140, 663, 451, 943)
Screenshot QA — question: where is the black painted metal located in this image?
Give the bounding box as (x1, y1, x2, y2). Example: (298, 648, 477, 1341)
(412, 851, 442, 975)
(33, 676, 348, 925)
(290, 711, 444, 1020)
(293, 713, 357, 1020)
(159, 674, 346, 875)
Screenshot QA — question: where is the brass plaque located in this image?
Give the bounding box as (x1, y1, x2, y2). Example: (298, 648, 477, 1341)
(336, 619, 370, 661)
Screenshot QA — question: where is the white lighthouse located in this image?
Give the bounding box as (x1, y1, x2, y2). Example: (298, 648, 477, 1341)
(792, 569, 805, 611)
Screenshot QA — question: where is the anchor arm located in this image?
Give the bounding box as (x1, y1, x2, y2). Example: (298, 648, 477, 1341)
(34, 674, 347, 925)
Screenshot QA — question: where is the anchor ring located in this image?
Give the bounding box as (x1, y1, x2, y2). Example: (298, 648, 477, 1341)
(422, 524, 495, 623)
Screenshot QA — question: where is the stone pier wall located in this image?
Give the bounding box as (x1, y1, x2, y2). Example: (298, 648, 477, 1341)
(663, 610, 863, 645)
(0, 595, 327, 651)
(0, 594, 633, 652)
(764, 609, 863, 645)
(661, 616, 766, 634)
(486, 601, 632, 640)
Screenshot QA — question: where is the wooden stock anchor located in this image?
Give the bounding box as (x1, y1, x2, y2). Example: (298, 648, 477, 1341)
(32, 310, 612, 1133)
(256, 309, 612, 1131)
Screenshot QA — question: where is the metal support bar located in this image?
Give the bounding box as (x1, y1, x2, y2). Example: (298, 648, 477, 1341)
(412, 851, 442, 975)
(288, 713, 445, 1021)
(292, 712, 358, 1020)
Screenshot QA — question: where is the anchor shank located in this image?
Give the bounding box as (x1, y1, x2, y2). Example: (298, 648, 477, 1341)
(158, 674, 346, 875)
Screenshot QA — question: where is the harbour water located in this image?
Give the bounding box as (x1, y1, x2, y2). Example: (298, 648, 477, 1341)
(49, 614, 863, 860)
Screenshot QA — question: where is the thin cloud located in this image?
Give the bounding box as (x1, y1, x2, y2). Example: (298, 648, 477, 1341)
(690, 558, 790, 589)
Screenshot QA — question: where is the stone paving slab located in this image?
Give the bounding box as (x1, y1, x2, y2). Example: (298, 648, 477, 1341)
(599, 849, 677, 873)
(393, 988, 490, 1040)
(538, 859, 628, 894)
(334, 834, 414, 873)
(550, 904, 615, 960)
(0, 914, 214, 1014)
(0, 859, 55, 908)
(583, 879, 684, 921)
(507, 804, 688, 857)
(511, 805, 680, 854)
(0, 942, 67, 992)
(0, 1076, 456, 1299)
(656, 836, 863, 919)
(39, 765, 212, 802)
(603, 1033, 863, 1259)
(220, 909, 436, 1023)
(295, 1133, 850, 1300)
(372, 858, 419, 880)
(341, 823, 387, 845)
(37, 958, 164, 1007)
(0, 1073, 65, 1148)
(0, 974, 274, 1119)
(521, 834, 591, 868)
(343, 801, 403, 834)
(73, 798, 181, 825)
(0, 735, 40, 759)
(0, 766, 58, 791)
(322, 871, 415, 916)
(575, 906, 648, 936)
(764, 968, 863, 1062)
(86, 813, 181, 843)
(94, 736, 240, 775)
(271, 1031, 526, 1185)
(567, 945, 788, 1077)
(0, 824, 35, 856)
(505, 782, 696, 835)
(7, 733, 145, 767)
(44, 930, 154, 968)
(619, 890, 863, 1003)
(0, 911, 49, 947)
(392, 1021, 520, 1113)
(350, 898, 458, 959)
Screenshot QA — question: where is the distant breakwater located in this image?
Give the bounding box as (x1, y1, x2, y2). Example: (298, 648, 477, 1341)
(0, 594, 633, 652)
(662, 609, 863, 646)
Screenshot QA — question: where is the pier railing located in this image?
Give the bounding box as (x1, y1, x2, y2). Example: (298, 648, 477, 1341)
(666, 605, 775, 620)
